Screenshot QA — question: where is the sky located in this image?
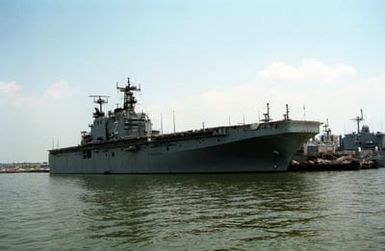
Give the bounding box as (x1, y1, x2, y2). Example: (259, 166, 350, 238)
(1, 0, 385, 162)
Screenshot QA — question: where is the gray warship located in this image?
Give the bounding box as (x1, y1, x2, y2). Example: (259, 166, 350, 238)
(49, 78, 320, 174)
(340, 109, 385, 166)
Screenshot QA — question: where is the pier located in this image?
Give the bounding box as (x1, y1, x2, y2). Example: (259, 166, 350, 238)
(289, 155, 378, 172)
(0, 163, 49, 173)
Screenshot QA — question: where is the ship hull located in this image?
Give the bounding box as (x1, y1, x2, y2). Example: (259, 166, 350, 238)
(49, 120, 320, 174)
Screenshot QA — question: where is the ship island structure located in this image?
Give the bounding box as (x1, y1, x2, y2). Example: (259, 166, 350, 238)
(49, 78, 321, 174)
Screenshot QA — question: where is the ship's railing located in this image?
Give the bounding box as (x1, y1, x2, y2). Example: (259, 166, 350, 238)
(153, 127, 228, 142)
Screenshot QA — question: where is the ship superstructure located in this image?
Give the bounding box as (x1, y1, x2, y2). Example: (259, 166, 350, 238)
(49, 78, 320, 174)
(340, 110, 385, 152)
(82, 80, 154, 145)
(303, 119, 340, 156)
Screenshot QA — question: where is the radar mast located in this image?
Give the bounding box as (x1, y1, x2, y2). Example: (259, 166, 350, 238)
(352, 109, 364, 134)
(283, 104, 290, 120)
(89, 95, 109, 118)
(116, 77, 141, 112)
(261, 103, 271, 123)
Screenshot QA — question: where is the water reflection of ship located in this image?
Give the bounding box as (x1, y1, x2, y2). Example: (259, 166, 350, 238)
(73, 174, 321, 248)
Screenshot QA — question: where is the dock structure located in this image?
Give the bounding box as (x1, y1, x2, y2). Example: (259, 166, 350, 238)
(0, 162, 49, 173)
(289, 155, 378, 172)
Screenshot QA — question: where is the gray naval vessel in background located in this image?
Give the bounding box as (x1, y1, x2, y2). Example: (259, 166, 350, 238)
(49, 78, 320, 174)
(340, 109, 385, 166)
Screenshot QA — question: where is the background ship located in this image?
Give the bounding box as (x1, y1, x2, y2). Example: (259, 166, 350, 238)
(49, 78, 320, 174)
(293, 110, 385, 170)
(340, 109, 385, 166)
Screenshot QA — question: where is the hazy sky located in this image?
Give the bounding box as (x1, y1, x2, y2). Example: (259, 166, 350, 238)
(1, 0, 385, 162)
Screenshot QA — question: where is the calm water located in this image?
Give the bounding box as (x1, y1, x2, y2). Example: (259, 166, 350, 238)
(1, 170, 385, 250)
